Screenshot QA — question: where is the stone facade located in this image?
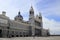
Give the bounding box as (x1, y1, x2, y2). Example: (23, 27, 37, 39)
(0, 7, 49, 38)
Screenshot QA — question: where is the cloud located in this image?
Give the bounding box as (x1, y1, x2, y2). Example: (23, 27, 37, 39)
(43, 16, 60, 34)
(35, 0, 60, 21)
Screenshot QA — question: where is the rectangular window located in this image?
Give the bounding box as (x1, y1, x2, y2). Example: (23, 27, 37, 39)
(35, 21, 41, 27)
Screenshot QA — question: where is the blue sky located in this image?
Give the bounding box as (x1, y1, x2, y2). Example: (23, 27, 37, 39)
(0, 0, 60, 35)
(36, 0, 60, 21)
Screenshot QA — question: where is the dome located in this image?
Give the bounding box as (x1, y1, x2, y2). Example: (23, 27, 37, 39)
(18, 11, 23, 19)
(14, 11, 23, 21)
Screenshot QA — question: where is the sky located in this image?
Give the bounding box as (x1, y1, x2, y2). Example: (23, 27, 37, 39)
(0, 0, 60, 35)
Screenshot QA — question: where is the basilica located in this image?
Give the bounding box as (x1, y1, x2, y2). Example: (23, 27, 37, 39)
(0, 6, 50, 38)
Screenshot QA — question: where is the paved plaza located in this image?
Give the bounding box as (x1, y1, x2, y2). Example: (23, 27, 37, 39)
(0, 36, 60, 40)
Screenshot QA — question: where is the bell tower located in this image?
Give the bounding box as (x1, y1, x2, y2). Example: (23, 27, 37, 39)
(29, 6, 35, 36)
(39, 12, 42, 27)
(29, 6, 34, 25)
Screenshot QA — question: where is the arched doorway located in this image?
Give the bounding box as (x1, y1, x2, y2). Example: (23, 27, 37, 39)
(0, 29, 2, 37)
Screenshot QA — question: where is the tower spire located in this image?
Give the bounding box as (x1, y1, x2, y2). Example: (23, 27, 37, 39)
(39, 12, 42, 17)
(18, 11, 20, 15)
(31, 6, 33, 10)
(30, 6, 34, 12)
(29, 5, 34, 22)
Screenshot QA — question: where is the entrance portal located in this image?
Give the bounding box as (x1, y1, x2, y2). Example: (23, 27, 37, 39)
(0, 29, 2, 37)
(35, 29, 41, 36)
